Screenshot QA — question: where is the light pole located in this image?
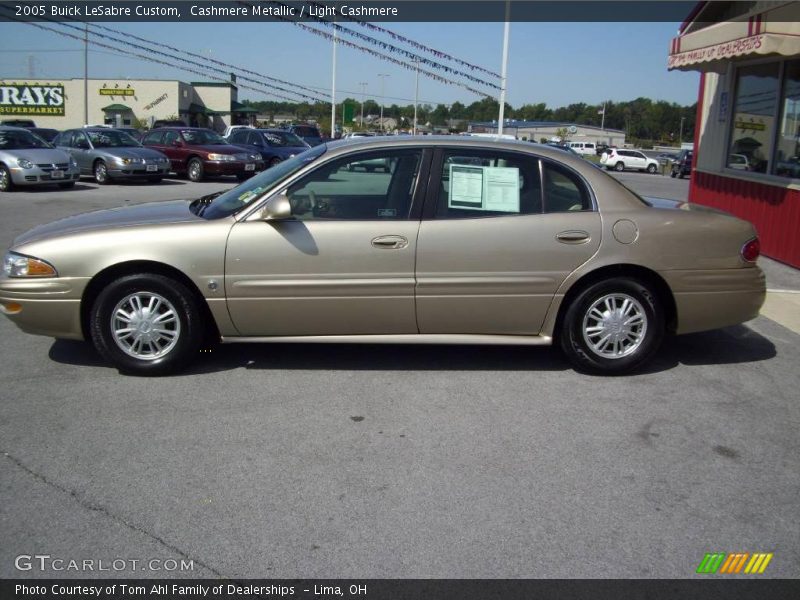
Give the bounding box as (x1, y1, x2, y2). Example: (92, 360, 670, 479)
(497, 0, 511, 136)
(378, 73, 389, 132)
(679, 116, 686, 146)
(330, 22, 337, 139)
(359, 82, 367, 128)
(413, 59, 419, 135)
(84, 23, 88, 126)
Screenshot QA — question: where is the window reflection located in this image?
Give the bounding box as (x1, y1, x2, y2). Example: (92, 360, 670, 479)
(727, 63, 778, 173)
(773, 61, 800, 179)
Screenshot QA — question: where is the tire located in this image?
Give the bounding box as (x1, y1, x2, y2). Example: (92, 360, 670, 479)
(58, 182, 76, 189)
(269, 157, 281, 168)
(90, 273, 203, 376)
(560, 277, 664, 375)
(187, 158, 204, 182)
(0, 166, 14, 192)
(94, 160, 109, 184)
(678, 171, 684, 179)
(647, 164, 657, 174)
(670, 170, 677, 178)
(147, 176, 163, 184)
(614, 162, 625, 172)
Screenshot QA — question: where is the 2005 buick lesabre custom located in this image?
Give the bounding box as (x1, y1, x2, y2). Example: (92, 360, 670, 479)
(0, 137, 765, 376)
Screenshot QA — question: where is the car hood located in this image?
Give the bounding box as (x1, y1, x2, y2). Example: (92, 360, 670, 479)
(4, 147, 71, 164)
(96, 146, 166, 160)
(13, 200, 197, 247)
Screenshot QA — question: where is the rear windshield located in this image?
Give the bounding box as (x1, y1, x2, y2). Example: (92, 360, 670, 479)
(292, 126, 320, 137)
(262, 131, 305, 147)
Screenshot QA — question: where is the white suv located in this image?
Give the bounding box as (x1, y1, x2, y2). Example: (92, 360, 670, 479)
(600, 149, 659, 173)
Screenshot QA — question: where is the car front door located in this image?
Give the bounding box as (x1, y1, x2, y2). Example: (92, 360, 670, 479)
(224, 147, 430, 336)
(415, 148, 602, 335)
(70, 131, 93, 174)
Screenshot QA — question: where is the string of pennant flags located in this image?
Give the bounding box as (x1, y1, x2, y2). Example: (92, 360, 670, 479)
(305, 1, 502, 80)
(0, 12, 321, 104)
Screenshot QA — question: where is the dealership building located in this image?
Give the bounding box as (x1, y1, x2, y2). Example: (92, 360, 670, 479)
(669, 1, 800, 267)
(468, 120, 627, 147)
(0, 77, 258, 131)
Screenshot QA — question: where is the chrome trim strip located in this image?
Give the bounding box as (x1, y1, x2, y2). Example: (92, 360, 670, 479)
(220, 334, 553, 345)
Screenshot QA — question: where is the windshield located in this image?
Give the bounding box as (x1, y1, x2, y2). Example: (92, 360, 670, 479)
(292, 126, 320, 138)
(0, 129, 51, 149)
(87, 130, 141, 148)
(197, 144, 327, 219)
(262, 131, 305, 147)
(181, 129, 226, 145)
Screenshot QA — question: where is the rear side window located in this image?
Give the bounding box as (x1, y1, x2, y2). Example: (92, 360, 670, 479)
(435, 150, 542, 219)
(543, 163, 592, 213)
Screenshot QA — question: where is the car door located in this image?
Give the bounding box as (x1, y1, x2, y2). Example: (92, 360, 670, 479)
(69, 131, 94, 174)
(224, 147, 430, 336)
(415, 148, 602, 335)
(630, 151, 647, 169)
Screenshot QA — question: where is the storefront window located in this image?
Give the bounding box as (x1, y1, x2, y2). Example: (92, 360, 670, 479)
(727, 63, 779, 174)
(773, 61, 800, 179)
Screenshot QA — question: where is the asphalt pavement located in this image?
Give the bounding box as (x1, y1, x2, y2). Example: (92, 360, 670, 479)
(0, 172, 798, 579)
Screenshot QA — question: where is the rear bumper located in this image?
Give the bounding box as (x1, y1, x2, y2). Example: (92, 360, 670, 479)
(0, 276, 88, 340)
(662, 266, 766, 334)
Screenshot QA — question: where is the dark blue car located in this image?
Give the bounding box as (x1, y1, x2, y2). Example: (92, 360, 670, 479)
(226, 128, 311, 167)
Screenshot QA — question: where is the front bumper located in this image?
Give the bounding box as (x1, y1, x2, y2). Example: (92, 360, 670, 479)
(107, 163, 171, 179)
(0, 276, 89, 340)
(9, 165, 81, 186)
(204, 160, 265, 176)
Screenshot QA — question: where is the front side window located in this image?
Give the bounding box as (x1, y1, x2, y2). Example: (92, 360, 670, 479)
(727, 62, 779, 174)
(286, 149, 422, 220)
(435, 150, 541, 219)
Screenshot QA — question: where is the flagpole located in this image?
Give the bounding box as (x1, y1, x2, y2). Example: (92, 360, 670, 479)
(601, 101, 606, 132)
(330, 22, 337, 139)
(497, 1, 511, 136)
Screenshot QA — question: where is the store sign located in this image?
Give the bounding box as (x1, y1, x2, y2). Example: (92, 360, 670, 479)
(0, 84, 65, 116)
(99, 88, 135, 96)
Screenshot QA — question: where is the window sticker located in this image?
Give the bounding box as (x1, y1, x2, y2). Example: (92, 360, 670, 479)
(448, 164, 520, 213)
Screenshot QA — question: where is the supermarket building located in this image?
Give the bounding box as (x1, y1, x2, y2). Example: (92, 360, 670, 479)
(0, 77, 258, 131)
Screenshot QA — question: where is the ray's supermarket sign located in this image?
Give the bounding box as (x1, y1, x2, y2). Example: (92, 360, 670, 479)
(0, 83, 65, 116)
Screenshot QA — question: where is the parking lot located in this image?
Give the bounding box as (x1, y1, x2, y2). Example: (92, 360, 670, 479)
(1, 171, 798, 579)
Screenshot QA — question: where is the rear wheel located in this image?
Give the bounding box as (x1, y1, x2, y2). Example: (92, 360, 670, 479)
(614, 162, 625, 172)
(560, 278, 664, 374)
(0, 166, 14, 192)
(90, 273, 203, 376)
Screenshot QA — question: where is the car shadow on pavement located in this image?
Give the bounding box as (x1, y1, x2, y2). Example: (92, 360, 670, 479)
(47, 324, 776, 376)
(6, 184, 96, 194)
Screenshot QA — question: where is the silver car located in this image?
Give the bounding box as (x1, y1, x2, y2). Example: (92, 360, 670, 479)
(0, 126, 80, 191)
(54, 128, 171, 184)
(0, 137, 765, 376)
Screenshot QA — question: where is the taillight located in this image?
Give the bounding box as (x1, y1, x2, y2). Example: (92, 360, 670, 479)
(741, 237, 760, 262)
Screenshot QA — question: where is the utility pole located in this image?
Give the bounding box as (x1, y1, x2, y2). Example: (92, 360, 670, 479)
(359, 82, 367, 128)
(600, 101, 606, 131)
(84, 22, 89, 126)
(330, 22, 337, 139)
(497, 1, 511, 136)
(378, 73, 389, 133)
(679, 116, 686, 146)
(413, 59, 419, 135)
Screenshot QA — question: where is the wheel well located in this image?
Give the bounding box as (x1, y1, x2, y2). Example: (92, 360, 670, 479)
(553, 264, 678, 339)
(80, 260, 220, 343)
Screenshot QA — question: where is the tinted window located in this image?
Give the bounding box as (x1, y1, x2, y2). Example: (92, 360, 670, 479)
(163, 131, 179, 146)
(142, 131, 163, 145)
(286, 149, 422, 220)
(0, 128, 51, 149)
(292, 126, 320, 137)
(181, 129, 226, 145)
(543, 163, 591, 213)
(435, 150, 541, 219)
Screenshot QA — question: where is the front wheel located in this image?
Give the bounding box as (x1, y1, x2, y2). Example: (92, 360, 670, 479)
(94, 160, 109, 184)
(560, 278, 664, 374)
(0, 166, 14, 192)
(187, 158, 204, 182)
(90, 273, 203, 376)
(647, 164, 657, 174)
(614, 162, 625, 172)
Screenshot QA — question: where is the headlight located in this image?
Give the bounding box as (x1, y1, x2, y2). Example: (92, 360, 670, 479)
(249, 153, 260, 161)
(69, 157, 78, 167)
(17, 159, 34, 169)
(3, 252, 57, 278)
(207, 153, 235, 161)
(118, 157, 143, 165)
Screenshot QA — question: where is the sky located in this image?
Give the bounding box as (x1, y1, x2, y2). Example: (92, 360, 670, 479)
(0, 19, 701, 110)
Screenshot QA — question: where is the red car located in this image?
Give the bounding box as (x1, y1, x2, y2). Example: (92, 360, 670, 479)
(141, 127, 264, 181)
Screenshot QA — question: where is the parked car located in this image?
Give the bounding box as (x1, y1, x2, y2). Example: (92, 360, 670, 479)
(595, 143, 611, 156)
(151, 119, 187, 128)
(0, 126, 80, 191)
(226, 128, 310, 168)
(53, 128, 171, 184)
(28, 128, 60, 143)
(141, 127, 263, 181)
(222, 124, 254, 138)
(286, 123, 323, 146)
(670, 150, 693, 178)
(656, 152, 679, 165)
(567, 141, 597, 156)
(728, 153, 750, 171)
(0, 137, 765, 376)
(0, 119, 36, 128)
(601, 148, 660, 173)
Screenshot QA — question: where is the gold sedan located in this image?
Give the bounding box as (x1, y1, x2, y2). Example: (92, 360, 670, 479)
(0, 138, 765, 375)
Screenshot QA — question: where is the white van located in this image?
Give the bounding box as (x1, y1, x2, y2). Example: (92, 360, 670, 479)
(567, 141, 596, 156)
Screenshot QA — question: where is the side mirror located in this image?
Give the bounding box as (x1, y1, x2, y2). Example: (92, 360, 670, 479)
(259, 193, 293, 221)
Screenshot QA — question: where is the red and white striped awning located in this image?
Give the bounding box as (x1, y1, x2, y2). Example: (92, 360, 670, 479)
(668, 4, 800, 71)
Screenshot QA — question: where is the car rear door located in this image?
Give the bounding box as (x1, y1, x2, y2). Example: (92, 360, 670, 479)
(224, 147, 431, 336)
(415, 148, 602, 335)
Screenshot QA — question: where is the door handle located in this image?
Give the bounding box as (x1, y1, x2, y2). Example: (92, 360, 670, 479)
(371, 235, 408, 249)
(556, 230, 590, 244)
